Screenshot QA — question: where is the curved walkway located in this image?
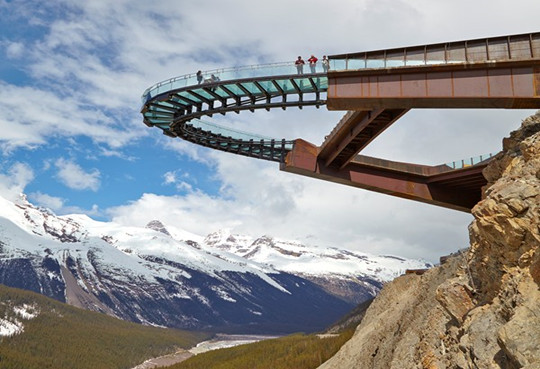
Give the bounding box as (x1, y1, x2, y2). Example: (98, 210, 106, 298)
(141, 32, 540, 212)
(141, 63, 328, 162)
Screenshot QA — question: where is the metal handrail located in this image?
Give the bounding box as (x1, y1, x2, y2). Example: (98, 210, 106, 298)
(445, 153, 494, 169)
(142, 60, 309, 103)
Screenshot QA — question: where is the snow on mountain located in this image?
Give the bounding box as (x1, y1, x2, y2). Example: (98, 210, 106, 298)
(201, 230, 430, 282)
(0, 302, 39, 337)
(0, 194, 355, 333)
(0, 194, 430, 333)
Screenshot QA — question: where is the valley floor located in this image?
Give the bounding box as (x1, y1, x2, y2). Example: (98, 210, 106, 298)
(132, 334, 280, 369)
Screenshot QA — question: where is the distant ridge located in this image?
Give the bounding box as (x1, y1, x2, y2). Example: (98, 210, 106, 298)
(0, 194, 429, 333)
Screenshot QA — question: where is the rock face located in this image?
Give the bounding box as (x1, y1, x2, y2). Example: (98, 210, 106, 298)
(319, 112, 540, 369)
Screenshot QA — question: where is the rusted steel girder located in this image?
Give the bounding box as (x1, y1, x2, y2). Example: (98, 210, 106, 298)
(281, 140, 487, 212)
(327, 63, 540, 110)
(318, 108, 409, 169)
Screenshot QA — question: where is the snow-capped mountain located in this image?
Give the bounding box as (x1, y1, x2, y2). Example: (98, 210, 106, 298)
(203, 229, 425, 281)
(0, 194, 429, 333)
(201, 229, 431, 304)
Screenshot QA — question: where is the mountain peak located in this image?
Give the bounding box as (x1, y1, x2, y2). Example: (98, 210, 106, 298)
(145, 220, 171, 236)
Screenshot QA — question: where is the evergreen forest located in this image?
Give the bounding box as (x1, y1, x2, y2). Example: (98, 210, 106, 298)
(0, 284, 211, 369)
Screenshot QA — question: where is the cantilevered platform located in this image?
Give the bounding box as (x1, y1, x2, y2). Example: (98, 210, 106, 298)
(141, 31, 540, 212)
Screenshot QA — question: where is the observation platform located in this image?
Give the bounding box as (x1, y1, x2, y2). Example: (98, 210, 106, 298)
(141, 32, 540, 212)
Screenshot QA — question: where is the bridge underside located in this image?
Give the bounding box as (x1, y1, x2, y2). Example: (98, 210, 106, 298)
(281, 60, 539, 212)
(281, 140, 488, 212)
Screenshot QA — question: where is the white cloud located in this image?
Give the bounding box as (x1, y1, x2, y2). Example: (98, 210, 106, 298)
(109, 152, 475, 262)
(4, 0, 540, 263)
(55, 158, 100, 191)
(29, 192, 64, 211)
(163, 171, 176, 185)
(163, 170, 194, 192)
(0, 83, 143, 153)
(0, 162, 34, 202)
(5, 42, 25, 59)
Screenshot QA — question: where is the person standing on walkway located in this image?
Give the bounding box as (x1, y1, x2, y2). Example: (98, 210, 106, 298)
(322, 55, 329, 73)
(196, 70, 203, 84)
(295, 56, 305, 74)
(308, 55, 318, 73)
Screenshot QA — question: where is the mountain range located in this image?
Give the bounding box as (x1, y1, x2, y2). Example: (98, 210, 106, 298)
(0, 194, 430, 333)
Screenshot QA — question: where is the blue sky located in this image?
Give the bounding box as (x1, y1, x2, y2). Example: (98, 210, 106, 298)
(1, 0, 539, 262)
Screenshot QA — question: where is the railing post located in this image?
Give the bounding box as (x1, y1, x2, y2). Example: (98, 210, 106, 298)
(270, 139, 275, 160)
(259, 139, 264, 159)
(248, 139, 254, 156)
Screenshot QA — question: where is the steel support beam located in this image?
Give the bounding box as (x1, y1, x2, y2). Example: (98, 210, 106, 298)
(327, 64, 540, 110)
(318, 108, 409, 168)
(281, 139, 487, 212)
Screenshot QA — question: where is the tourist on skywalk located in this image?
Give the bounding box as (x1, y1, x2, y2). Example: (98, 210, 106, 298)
(308, 55, 318, 73)
(322, 55, 329, 73)
(295, 56, 305, 74)
(210, 74, 220, 91)
(196, 70, 203, 84)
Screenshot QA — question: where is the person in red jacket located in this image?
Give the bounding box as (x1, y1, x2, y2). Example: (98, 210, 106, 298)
(295, 56, 305, 74)
(308, 55, 318, 73)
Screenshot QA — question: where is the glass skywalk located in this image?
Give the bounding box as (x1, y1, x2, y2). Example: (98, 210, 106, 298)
(141, 32, 539, 164)
(142, 62, 328, 104)
(141, 62, 327, 162)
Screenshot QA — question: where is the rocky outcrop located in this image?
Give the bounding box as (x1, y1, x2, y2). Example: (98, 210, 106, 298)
(319, 111, 540, 369)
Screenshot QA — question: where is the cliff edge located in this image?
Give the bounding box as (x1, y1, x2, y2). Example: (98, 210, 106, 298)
(319, 112, 540, 369)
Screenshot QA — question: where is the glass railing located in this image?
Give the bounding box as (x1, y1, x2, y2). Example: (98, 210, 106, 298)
(445, 153, 494, 169)
(142, 61, 328, 104)
(188, 119, 294, 149)
(329, 58, 463, 71)
(143, 33, 539, 101)
(329, 32, 538, 72)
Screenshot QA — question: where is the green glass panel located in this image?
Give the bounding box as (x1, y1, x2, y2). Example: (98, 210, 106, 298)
(386, 60, 405, 67)
(317, 77, 328, 89)
(144, 111, 172, 118)
(221, 84, 245, 96)
(170, 98, 189, 106)
(159, 101, 182, 109)
(213, 87, 231, 98)
(291, 78, 314, 92)
(239, 82, 262, 95)
(191, 88, 215, 100)
(178, 91, 201, 102)
(365, 59, 385, 68)
(272, 79, 294, 93)
(147, 106, 174, 114)
(258, 80, 279, 94)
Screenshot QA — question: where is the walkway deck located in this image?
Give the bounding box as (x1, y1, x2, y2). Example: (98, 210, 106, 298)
(141, 31, 540, 211)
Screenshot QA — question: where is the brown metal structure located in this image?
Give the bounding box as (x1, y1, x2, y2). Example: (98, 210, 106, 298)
(282, 140, 488, 212)
(143, 32, 540, 212)
(282, 32, 540, 212)
(326, 64, 540, 110)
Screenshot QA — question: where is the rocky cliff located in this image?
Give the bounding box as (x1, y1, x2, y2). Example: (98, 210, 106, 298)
(319, 112, 540, 369)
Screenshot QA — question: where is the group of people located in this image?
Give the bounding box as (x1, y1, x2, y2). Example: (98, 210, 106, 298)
(196, 70, 220, 85)
(193, 54, 328, 87)
(295, 55, 329, 74)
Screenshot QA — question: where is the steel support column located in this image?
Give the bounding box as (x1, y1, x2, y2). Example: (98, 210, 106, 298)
(281, 139, 487, 212)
